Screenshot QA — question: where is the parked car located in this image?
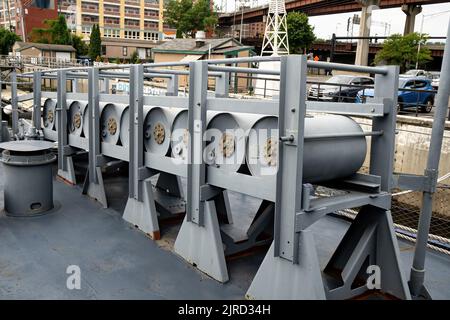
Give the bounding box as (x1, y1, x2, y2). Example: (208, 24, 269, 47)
(356, 77, 435, 113)
(308, 75, 374, 102)
(401, 69, 427, 77)
(429, 71, 440, 89)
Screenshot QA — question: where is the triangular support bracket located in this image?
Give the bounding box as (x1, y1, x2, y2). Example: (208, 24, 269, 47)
(57, 155, 77, 185)
(82, 167, 108, 209)
(123, 177, 161, 240)
(246, 230, 326, 300)
(174, 200, 229, 283)
(323, 205, 411, 300)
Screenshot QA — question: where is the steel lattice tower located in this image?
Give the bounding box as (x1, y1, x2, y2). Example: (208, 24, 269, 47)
(261, 0, 289, 56)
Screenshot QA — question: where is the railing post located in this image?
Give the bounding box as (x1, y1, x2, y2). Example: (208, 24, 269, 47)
(11, 70, 18, 135)
(214, 72, 229, 98)
(0, 77, 3, 142)
(128, 64, 145, 201)
(186, 60, 208, 225)
(166, 74, 179, 96)
(409, 19, 450, 299)
(88, 67, 100, 184)
(56, 70, 68, 171)
(33, 71, 42, 130)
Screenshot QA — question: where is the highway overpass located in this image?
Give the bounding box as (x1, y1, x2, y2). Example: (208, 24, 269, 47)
(219, 0, 448, 25)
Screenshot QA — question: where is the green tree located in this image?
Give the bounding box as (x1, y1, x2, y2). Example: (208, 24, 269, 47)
(374, 33, 432, 72)
(29, 15, 88, 57)
(165, 0, 218, 38)
(129, 50, 140, 64)
(89, 24, 102, 60)
(30, 15, 72, 45)
(0, 27, 21, 55)
(48, 15, 72, 45)
(286, 12, 316, 54)
(72, 34, 88, 56)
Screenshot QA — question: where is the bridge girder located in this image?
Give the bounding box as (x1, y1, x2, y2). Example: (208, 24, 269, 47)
(218, 0, 446, 26)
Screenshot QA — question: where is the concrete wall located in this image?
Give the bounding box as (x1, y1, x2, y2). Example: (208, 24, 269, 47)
(358, 116, 450, 178)
(357, 115, 450, 218)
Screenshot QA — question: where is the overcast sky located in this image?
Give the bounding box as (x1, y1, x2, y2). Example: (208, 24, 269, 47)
(221, 1, 450, 41)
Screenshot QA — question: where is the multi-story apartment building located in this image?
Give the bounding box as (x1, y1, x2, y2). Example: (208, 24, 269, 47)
(60, 0, 175, 60)
(1, 0, 176, 60)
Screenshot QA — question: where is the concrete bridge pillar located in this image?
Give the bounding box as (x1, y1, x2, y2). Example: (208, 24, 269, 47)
(402, 4, 422, 35)
(355, 0, 380, 66)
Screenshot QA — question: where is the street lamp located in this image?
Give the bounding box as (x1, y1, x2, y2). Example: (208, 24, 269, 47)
(335, 22, 342, 35)
(416, 10, 450, 69)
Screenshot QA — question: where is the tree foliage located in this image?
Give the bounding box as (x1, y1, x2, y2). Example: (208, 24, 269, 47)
(374, 33, 432, 72)
(130, 50, 140, 64)
(287, 12, 316, 54)
(165, 0, 218, 38)
(30, 15, 72, 45)
(89, 24, 102, 60)
(29, 15, 89, 57)
(0, 27, 21, 55)
(72, 34, 88, 56)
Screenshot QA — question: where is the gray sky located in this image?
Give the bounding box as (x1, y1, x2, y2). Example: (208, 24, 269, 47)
(222, 1, 450, 41)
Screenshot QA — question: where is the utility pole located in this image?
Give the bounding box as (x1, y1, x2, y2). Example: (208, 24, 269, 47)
(416, 10, 450, 69)
(239, 1, 245, 43)
(5, 0, 13, 32)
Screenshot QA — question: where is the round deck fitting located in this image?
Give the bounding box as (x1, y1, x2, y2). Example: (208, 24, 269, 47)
(0, 140, 56, 217)
(107, 117, 118, 135)
(153, 122, 166, 145)
(43, 99, 56, 130)
(263, 137, 278, 167)
(220, 133, 235, 158)
(73, 113, 82, 129)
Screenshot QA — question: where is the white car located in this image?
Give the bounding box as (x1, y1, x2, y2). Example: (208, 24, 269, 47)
(429, 72, 440, 89)
(402, 69, 427, 77)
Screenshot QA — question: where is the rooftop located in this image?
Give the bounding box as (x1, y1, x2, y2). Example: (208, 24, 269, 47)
(14, 42, 76, 53)
(152, 38, 254, 55)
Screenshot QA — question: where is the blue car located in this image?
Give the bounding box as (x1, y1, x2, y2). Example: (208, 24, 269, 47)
(356, 77, 435, 113)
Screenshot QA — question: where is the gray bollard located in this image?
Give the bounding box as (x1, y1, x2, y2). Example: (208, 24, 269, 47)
(0, 140, 56, 217)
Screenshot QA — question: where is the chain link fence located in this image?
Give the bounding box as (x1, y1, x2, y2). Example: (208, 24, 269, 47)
(391, 174, 450, 255)
(325, 116, 450, 256)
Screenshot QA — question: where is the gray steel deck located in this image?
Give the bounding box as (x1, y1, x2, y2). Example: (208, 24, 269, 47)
(0, 163, 449, 300)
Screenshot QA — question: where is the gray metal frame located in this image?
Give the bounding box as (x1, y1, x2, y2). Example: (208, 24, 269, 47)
(0, 78, 3, 142)
(7, 40, 449, 299)
(242, 56, 411, 300)
(82, 67, 108, 207)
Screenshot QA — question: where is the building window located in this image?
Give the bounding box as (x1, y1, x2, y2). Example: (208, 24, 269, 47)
(146, 48, 151, 58)
(123, 47, 128, 56)
(101, 45, 106, 56)
(82, 26, 92, 35)
(143, 31, 159, 41)
(124, 30, 140, 39)
(104, 28, 120, 38)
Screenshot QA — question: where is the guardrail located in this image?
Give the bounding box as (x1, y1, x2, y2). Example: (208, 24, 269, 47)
(0, 54, 82, 70)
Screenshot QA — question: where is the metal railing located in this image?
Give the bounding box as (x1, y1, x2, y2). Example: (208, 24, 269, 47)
(0, 54, 82, 70)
